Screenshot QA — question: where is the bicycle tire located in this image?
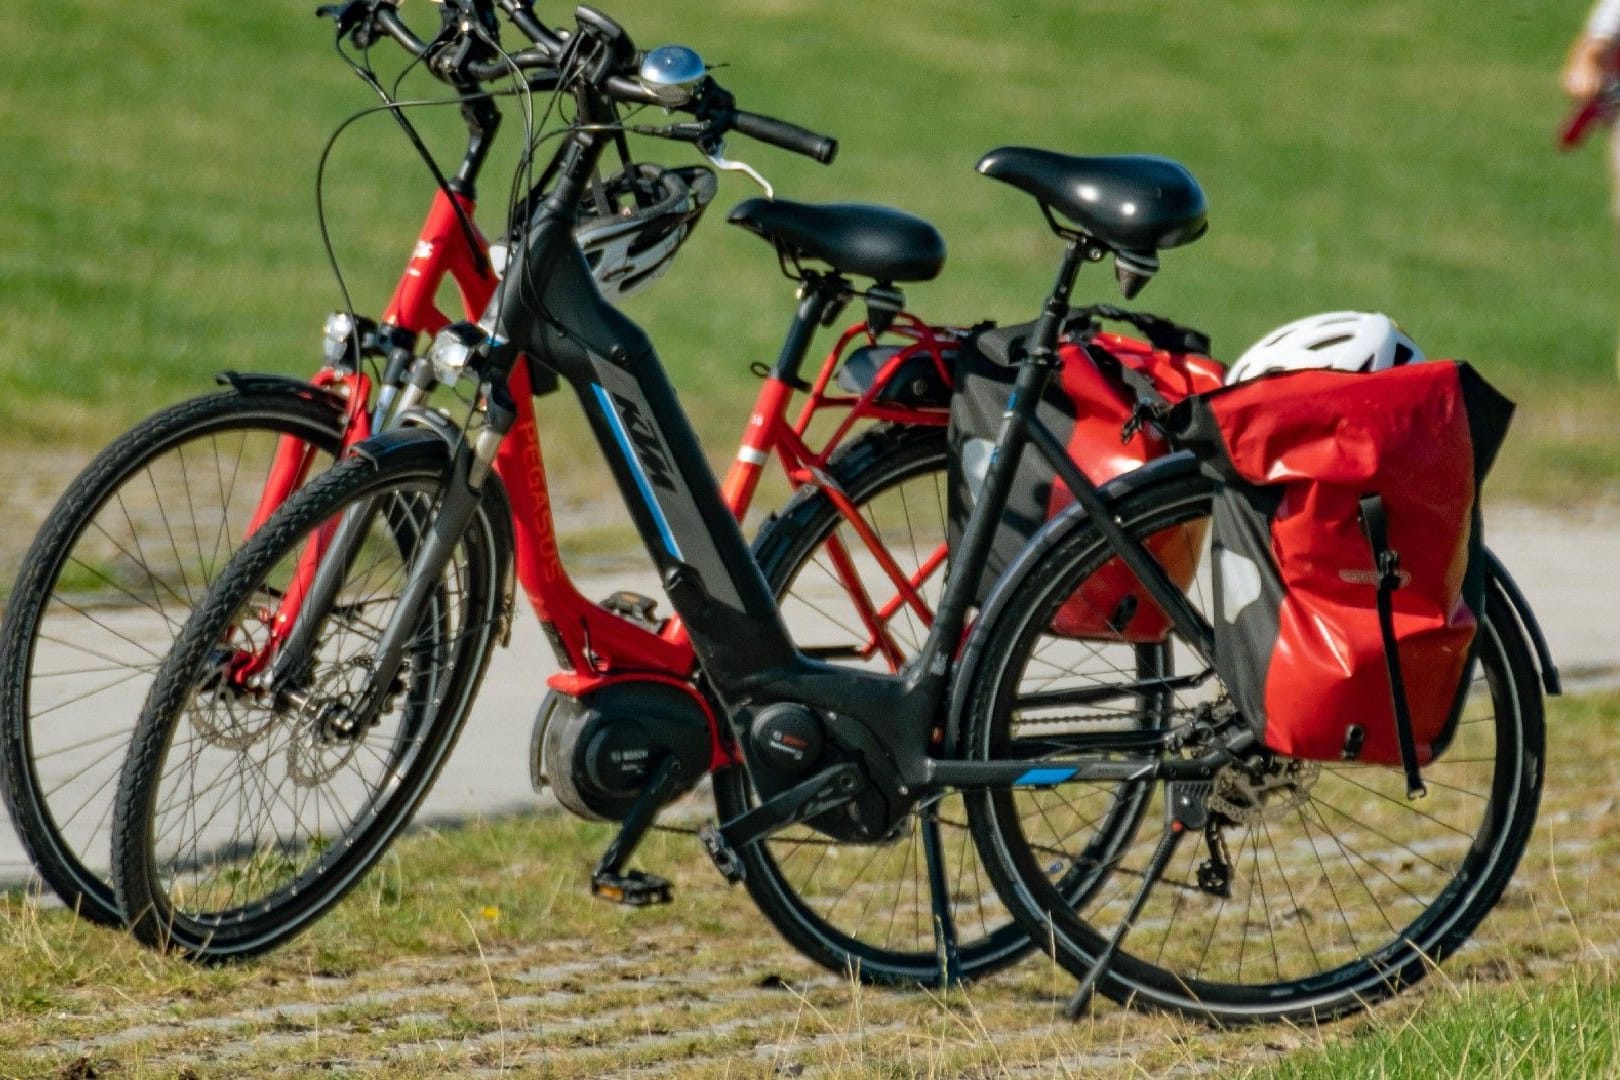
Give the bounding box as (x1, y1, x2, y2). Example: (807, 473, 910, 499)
(960, 472, 1544, 1023)
(0, 386, 346, 926)
(717, 423, 1155, 985)
(111, 446, 510, 959)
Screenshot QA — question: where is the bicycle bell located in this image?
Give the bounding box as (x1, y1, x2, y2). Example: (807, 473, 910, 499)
(638, 45, 707, 107)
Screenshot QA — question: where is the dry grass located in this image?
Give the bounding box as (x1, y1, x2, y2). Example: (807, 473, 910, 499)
(2, 691, 1618, 1077)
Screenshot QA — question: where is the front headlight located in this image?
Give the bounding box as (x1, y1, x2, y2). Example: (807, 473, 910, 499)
(426, 322, 485, 389)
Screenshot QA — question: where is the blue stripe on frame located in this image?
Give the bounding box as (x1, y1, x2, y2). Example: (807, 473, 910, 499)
(590, 383, 683, 561)
(1014, 766, 1078, 787)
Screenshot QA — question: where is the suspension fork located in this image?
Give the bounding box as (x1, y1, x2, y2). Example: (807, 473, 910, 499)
(241, 357, 441, 687)
(268, 375, 515, 711)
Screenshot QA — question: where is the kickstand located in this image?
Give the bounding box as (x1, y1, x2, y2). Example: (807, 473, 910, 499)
(590, 754, 683, 906)
(1064, 781, 1210, 1019)
(919, 802, 963, 987)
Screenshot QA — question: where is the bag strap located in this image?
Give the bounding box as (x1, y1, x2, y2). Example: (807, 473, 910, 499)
(1065, 304, 1213, 356)
(1064, 306, 1211, 444)
(1082, 344, 1176, 445)
(1357, 493, 1427, 800)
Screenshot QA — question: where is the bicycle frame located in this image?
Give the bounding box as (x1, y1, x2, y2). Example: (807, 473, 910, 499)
(443, 113, 1226, 808)
(506, 293, 959, 753)
(218, 40, 1239, 988)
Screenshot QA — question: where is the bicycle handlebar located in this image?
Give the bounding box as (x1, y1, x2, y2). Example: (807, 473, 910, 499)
(355, 1, 837, 165)
(731, 110, 837, 164)
(367, 4, 431, 56)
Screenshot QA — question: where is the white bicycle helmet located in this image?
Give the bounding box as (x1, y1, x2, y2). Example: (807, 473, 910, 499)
(1225, 311, 1424, 385)
(576, 163, 718, 301)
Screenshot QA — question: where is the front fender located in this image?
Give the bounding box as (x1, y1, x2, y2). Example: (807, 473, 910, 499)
(346, 410, 459, 471)
(214, 370, 349, 417)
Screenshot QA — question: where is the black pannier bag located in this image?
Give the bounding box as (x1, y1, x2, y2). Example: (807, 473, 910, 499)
(1166, 361, 1514, 795)
(948, 308, 1223, 641)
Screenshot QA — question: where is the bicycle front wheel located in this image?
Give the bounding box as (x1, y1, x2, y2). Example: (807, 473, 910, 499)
(0, 386, 345, 926)
(111, 447, 509, 959)
(961, 472, 1543, 1023)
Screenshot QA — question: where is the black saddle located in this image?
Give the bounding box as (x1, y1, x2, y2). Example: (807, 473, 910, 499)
(728, 199, 946, 283)
(976, 147, 1207, 253)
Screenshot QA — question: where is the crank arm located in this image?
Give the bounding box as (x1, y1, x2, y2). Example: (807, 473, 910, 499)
(716, 762, 864, 852)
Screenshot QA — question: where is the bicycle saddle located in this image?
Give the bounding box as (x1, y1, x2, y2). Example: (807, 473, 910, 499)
(976, 147, 1207, 253)
(728, 199, 946, 282)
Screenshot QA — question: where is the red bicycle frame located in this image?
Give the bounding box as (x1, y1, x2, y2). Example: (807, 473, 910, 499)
(245, 189, 499, 665)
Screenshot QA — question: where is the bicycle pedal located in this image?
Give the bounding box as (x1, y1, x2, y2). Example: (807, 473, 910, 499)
(590, 869, 672, 906)
(600, 590, 662, 630)
(698, 823, 746, 884)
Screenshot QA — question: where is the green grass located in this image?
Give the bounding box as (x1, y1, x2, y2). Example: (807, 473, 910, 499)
(1, 0, 1618, 502)
(1258, 976, 1620, 1079)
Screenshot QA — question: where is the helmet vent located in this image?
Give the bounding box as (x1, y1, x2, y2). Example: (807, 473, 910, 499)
(1306, 334, 1354, 351)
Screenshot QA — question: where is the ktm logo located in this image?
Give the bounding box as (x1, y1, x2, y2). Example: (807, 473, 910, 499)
(613, 393, 675, 491)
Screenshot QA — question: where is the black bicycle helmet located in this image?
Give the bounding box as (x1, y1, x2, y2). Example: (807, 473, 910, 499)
(576, 163, 718, 300)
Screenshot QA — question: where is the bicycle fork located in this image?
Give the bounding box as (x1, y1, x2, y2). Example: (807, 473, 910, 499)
(269, 381, 516, 725)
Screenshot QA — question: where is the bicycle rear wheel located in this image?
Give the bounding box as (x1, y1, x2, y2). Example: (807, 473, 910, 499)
(0, 386, 344, 926)
(961, 473, 1543, 1022)
(111, 448, 509, 959)
(720, 423, 1153, 985)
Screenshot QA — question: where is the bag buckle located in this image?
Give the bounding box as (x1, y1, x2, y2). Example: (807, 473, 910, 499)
(1120, 399, 1162, 444)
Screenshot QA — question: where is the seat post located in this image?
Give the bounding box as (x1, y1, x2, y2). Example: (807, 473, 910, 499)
(1028, 239, 1089, 359)
(769, 273, 848, 385)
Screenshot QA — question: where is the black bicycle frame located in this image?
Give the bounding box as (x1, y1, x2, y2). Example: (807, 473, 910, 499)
(366, 86, 1221, 812)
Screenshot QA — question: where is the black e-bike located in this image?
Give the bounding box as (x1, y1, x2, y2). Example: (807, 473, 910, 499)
(111, 2, 1552, 1024)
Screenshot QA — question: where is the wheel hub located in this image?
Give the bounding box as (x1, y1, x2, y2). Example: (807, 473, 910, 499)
(1207, 757, 1321, 826)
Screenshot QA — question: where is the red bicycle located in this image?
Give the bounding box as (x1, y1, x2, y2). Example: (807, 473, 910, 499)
(0, 81, 502, 926)
(1, 0, 979, 978)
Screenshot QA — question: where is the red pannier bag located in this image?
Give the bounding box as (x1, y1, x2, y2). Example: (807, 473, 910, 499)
(948, 308, 1224, 642)
(1167, 362, 1514, 790)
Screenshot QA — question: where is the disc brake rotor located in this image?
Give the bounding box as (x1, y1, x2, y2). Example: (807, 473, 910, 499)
(1207, 758, 1321, 826)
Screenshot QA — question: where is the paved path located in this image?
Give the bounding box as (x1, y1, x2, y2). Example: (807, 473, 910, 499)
(1, 497, 1616, 891)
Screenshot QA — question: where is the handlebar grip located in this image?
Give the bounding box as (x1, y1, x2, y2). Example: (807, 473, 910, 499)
(731, 110, 838, 165)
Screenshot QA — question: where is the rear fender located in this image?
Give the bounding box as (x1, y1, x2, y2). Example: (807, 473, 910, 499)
(945, 451, 1205, 755)
(945, 451, 1561, 759)
(1484, 550, 1561, 696)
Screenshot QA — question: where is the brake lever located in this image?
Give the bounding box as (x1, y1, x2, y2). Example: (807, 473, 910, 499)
(698, 137, 774, 199)
(317, 1, 373, 40)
